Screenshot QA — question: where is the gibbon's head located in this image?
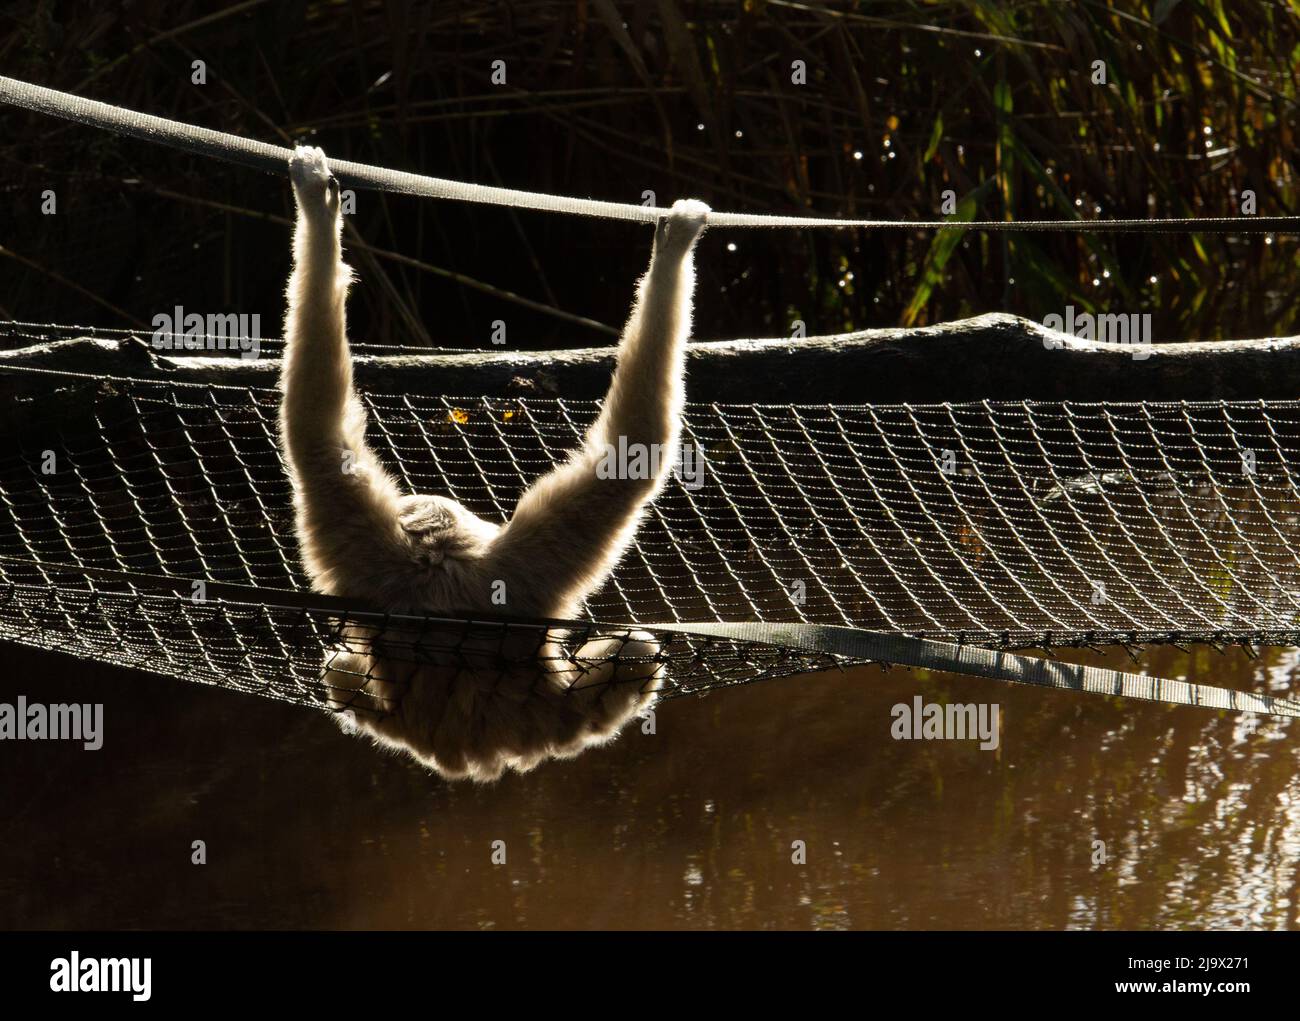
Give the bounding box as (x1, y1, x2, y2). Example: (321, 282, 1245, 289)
(396, 493, 499, 568)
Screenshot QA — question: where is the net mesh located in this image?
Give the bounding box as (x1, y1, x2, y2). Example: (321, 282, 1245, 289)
(5, 325, 1300, 719)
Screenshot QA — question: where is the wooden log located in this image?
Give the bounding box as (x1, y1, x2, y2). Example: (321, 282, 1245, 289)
(2, 313, 1299, 406)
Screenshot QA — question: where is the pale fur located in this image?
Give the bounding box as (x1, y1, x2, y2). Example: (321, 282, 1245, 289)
(281, 146, 708, 781)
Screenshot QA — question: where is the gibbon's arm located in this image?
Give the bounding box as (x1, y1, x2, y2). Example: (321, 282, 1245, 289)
(483, 202, 709, 616)
(280, 147, 413, 597)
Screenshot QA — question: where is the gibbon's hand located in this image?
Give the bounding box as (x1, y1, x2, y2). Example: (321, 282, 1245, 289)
(654, 198, 710, 257)
(289, 145, 341, 223)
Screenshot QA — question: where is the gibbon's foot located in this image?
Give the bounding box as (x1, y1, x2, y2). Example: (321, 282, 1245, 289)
(655, 198, 711, 256)
(289, 144, 340, 220)
(560, 630, 666, 737)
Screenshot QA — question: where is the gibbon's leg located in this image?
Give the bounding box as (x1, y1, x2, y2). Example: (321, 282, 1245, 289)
(281, 146, 416, 599)
(482, 200, 710, 618)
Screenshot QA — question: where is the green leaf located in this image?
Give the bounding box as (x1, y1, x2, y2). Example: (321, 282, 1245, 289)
(902, 178, 995, 327)
(923, 112, 944, 163)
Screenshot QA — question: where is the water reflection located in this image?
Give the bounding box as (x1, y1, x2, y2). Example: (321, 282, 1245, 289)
(1, 639, 1296, 929)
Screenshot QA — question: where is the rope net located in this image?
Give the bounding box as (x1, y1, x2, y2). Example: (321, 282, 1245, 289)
(5, 328, 1300, 722)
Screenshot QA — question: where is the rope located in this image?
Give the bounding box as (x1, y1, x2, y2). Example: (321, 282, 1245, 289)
(3, 74, 1298, 234)
(6, 556, 1295, 720)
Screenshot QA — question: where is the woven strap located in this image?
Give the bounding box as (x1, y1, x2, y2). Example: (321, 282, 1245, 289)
(650, 622, 1300, 718)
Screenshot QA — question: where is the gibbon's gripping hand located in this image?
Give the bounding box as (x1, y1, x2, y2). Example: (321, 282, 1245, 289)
(289, 145, 342, 225)
(654, 198, 710, 258)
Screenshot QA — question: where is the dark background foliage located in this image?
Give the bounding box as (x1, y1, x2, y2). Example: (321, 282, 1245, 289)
(1, 0, 1297, 349)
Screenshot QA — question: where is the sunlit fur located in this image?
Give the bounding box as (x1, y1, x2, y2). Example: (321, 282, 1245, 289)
(281, 146, 708, 781)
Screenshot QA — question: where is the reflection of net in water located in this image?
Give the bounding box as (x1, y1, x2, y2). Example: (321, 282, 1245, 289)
(4, 362, 1300, 717)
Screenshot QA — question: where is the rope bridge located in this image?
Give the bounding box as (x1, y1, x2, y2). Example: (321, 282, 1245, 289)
(3, 345, 1300, 719)
(1, 75, 1298, 722)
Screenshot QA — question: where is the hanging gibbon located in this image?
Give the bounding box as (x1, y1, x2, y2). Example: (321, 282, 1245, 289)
(280, 146, 708, 781)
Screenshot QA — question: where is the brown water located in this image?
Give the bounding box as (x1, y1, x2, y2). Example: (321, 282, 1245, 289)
(2, 640, 1298, 930)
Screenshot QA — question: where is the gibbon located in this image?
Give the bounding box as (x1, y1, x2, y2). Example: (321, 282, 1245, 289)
(280, 146, 708, 781)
